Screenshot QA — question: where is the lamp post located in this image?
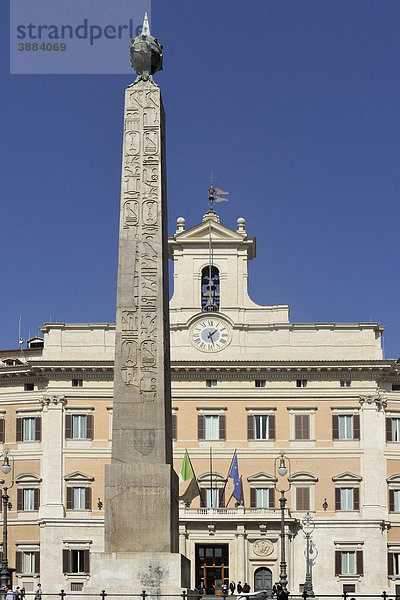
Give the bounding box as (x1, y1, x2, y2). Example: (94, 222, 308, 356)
(274, 452, 291, 592)
(0, 449, 15, 594)
(302, 512, 317, 597)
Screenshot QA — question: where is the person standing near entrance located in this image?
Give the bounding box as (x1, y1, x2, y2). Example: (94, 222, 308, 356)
(237, 582, 243, 594)
(229, 582, 236, 595)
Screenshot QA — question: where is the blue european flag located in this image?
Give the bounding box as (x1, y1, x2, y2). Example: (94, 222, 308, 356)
(228, 451, 241, 501)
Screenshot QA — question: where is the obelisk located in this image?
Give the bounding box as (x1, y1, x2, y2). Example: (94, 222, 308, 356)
(104, 12, 178, 555)
(88, 15, 189, 592)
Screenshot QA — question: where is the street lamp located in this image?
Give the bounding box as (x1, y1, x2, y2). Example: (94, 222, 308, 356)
(274, 452, 291, 592)
(302, 512, 318, 597)
(0, 449, 15, 594)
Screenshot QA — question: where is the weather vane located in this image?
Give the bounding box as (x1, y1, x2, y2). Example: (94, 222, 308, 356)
(206, 173, 230, 211)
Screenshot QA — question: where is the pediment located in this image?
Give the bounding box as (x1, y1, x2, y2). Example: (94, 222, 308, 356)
(247, 471, 276, 483)
(64, 470, 94, 482)
(289, 471, 319, 483)
(174, 220, 246, 243)
(332, 471, 362, 482)
(387, 474, 400, 484)
(15, 473, 42, 484)
(198, 471, 226, 483)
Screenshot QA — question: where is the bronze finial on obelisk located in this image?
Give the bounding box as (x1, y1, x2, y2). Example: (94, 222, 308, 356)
(129, 13, 163, 84)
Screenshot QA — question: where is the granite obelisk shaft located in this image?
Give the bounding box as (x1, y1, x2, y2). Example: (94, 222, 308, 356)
(105, 78, 178, 553)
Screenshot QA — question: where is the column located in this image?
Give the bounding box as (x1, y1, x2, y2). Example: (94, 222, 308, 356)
(236, 525, 246, 583)
(39, 395, 65, 519)
(179, 525, 187, 556)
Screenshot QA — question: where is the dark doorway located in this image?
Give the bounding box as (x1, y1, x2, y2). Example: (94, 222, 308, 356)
(195, 544, 229, 595)
(254, 567, 272, 593)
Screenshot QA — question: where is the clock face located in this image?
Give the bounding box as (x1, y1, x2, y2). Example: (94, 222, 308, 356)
(191, 317, 231, 352)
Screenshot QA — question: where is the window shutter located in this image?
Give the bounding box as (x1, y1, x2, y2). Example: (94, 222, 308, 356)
(386, 418, 393, 442)
(0, 419, 4, 443)
(198, 415, 205, 440)
(269, 487, 275, 508)
(295, 415, 302, 440)
(389, 489, 395, 512)
(35, 551, 40, 574)
(335, 551, 342, 576)
(67, 487, 73, 510)
(16, 418, 22, 442)
(303, 415, 310, 440)
(35, 417, 41, 441)
(218, 487, 225, 508)
(200, 488, 206, 507)
(219, 414, 226, 440)
(356, 550, 363, 576)
(15, 551, 22, 573)
(17, 488, 23, 511)
(353, 487, 360, 511)
(34, 488, 40, 511)
(172, 414, 177, 440)
(296, 488, 303, 510)
(335, 488, 341, 511)
(62, 549, 70, 574)
(65, 414, 73, 439)
(268, 415, 276, 440)
(86, 414, 94, 440)
(388, 553, 394, 577)
(85, 487, 92, 510)
(332, 415, 339, 440)
(84, 549, 90, 573)
(303, 487, 310, 510)
(247, 415, 254, 440)
(353, 414, 360, 440)
(250, 488, 256, 508)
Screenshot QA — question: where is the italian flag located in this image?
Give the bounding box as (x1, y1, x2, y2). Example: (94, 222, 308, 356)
(179, 450, 195, 484)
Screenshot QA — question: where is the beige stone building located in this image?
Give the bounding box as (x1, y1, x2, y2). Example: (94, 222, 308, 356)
(0, 209, 399, 595)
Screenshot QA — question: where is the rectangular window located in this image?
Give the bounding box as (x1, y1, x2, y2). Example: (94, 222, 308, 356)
(73, 487, 86, 510)
(392, 385, 400, 391)
(341, 551, 356, 575)
(394, 553, 400, 576)
(23, 418, 36, 441)
(294, 414, 310, 440)
(340, 488, 354, 511)
(254, 415, 269, 440)
(296, 379, 307, 388)
(23, 489, 35, 511)
(72, 379, 83, 387)
(255, 380, 266, 388)
(296, 487, 310, 511)
(392, 419, 400, 442)
(340, 380, 351, 387)
(23, 552, 35, 574)
(71, 549, 85, 573)
(206, 380, 217, 388)
(338, 415, 353, 439)
(72, 415, 87, 439)
(204, 415, 219, 440)
(24, 383, 34, 391)
(256, 488, 269, 508)
(205, 488, 219, 508)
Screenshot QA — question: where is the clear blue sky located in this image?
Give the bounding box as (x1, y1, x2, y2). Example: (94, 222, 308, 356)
(1, 0, 399, 358)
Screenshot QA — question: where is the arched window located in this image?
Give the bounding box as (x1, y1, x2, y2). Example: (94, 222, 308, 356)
(201, 265, 220, 312)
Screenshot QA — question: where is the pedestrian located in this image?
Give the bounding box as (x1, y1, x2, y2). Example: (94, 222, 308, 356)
(15, 588, 21, 600)
(222, 583, 228, 596)
(272, 583, 278, 597)
(237, 582, 243, 595)
(20, 588, 26, 600)
(276, 585, 289, 600)
(229, 581, 236, 595)
(34, 584, 42, 600)
(242, 583, 250, 600)
(4, 587, 16, 600)
(200, 582, 205, 596)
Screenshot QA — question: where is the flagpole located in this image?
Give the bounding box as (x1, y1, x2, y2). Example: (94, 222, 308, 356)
(222, 449, 237, 505)
(210, 446, 213, 508)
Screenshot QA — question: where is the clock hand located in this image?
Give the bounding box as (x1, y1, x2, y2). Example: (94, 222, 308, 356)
(207, 329, 218, 341)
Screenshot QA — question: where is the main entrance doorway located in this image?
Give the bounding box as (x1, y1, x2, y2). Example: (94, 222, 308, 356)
(195, 544, 229, 595)
(254, 567, 272, 593)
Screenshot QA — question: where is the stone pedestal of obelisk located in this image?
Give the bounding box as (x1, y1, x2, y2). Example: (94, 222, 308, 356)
(87, 15, 190, 594)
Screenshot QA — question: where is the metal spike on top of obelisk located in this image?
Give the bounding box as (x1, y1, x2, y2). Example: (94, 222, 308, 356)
(87, 15, 190, 595)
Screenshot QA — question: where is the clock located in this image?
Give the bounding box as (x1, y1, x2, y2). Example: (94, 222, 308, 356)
(190, 317, 232, 352)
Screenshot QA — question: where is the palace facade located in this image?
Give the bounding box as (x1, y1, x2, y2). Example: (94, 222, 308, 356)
(1, 210, 400, 595)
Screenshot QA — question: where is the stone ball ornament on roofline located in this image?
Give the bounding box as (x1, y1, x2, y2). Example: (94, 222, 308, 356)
(129, 13, 163, 84)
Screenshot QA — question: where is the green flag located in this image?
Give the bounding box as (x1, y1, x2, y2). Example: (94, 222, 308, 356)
(179, 451, 195, 483)
(179, 476, 200, 504)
